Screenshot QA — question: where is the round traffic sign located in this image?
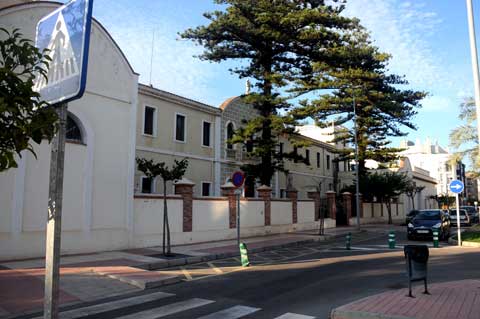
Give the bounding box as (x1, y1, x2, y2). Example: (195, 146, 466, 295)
(231, 171, 245, 188)
(449, 180, 464, 194)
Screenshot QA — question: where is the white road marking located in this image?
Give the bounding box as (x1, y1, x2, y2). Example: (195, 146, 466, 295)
(196, 305, 261, 318)
(33, 291, 174, 319)
(274, 313, 316, 319)
(116, 298, 214, 319)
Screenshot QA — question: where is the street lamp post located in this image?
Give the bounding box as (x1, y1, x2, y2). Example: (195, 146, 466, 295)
(466, 0, 480, 160)
(353, 93, 361, 230)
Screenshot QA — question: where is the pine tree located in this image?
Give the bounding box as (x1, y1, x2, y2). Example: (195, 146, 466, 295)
(291, 32, 426, 177)
(181, 0, 359, 186)
(449, 98, 479, 176)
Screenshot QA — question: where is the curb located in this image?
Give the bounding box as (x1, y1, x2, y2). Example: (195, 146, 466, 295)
(138, 231, 363, 271)
(331, 309, 414, 319)
(448, 237, 480, 247)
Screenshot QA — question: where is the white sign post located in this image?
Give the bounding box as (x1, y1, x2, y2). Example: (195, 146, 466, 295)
(449, 180, 465, 247)
(34, 1, 93, 318)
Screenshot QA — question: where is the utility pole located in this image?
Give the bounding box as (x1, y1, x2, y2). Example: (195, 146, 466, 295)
(466, 0, 480, 158)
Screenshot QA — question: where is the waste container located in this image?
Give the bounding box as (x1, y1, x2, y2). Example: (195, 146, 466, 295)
(404, 245, 429, 297)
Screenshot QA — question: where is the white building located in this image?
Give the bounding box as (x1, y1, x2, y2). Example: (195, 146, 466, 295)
(399, 138, 456, 196)
(0, 1, 139, 259)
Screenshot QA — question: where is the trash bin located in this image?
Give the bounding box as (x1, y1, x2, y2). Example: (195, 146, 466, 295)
(404, 245, 429, 297)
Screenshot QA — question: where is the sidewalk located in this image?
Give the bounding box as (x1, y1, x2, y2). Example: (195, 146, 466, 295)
(330, 279, 480, 319)
(0, 226, 357, 318)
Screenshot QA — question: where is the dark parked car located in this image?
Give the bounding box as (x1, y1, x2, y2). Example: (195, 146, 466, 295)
(405, 209, 420, 225)
(460, 206, 478, 224)
(449, 209, 471, 226)
(407, 209, 450, 240)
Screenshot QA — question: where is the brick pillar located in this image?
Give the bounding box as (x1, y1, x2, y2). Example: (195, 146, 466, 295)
(326, 191, 336, 220)
(342, 192, 352, 226)
(174, 178, 195, 232)
(286, 189, 298, 224)
(307, 190, 321, 221)
(257, 185, 272, 226)
(221, 181, 237, 229)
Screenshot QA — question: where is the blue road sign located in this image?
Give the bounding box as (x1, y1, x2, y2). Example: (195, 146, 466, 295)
(34, 0, 93, 104)
(232, 171, 245, 188)
(449, 180, 464, 194)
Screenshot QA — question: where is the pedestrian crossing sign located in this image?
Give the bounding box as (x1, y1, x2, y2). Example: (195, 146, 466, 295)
(34, 0, 93, 104)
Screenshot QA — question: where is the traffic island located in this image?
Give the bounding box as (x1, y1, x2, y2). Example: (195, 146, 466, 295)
(448, 226, 480, 247)
(330, 280, 480, 319)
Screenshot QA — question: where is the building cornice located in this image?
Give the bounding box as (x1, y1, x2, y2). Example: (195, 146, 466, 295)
(139, 84, 221, 116)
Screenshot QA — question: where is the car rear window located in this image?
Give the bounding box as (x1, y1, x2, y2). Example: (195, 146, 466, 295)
(449, 210, 466, 216)
(460, 207, 476, 214)
(415, 211, 441, 220)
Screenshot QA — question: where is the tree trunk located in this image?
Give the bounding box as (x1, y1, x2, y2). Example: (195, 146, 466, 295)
(410, 196, 415, 210)
(162, 181, 166, 255)
(386, 201, 393, 224)
(259, 60, 273, 186)
(318, 201, 325, 235)
(163, 180, 171, 256)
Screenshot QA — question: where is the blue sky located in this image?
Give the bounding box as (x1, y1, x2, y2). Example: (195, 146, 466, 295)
(86, 0, 478, 150)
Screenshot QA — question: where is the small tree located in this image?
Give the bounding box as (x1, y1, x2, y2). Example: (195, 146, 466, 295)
(0, 28, 57, 171)
(404, 180, 425, 210)
(136, 158, 188, 256)
(363, 171, 409, 224)
(449, 98, 479, 176)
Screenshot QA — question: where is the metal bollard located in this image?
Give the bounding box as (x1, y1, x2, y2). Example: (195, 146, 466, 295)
(346, 232, 352, 250)
(388, 231, 396, 249)
(432, 228, 439, 248)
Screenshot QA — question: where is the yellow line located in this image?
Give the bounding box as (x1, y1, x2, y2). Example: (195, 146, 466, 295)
(180, 266, 193, 280)
(207, 262, 223, 274)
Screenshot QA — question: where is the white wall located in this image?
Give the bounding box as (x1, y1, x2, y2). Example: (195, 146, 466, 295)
(350, 202, 405, 225)
(271, 201, 293, 225)
(193, 200, 229, 232)
(298, 201, 315, 223)
(241, 200, 265, 228)
(133, 197, 183, 247)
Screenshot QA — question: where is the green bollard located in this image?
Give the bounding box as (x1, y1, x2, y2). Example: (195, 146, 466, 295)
(432, 228, 439, 248)
(388, 231, 396, 249)
(346, 232, 352, 250)
(239, 242, 250, 267)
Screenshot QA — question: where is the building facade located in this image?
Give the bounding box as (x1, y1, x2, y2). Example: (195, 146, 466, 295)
(0, 1, 139, 258)
(399, 138, 465, 197)
(135, 84, 222, 197)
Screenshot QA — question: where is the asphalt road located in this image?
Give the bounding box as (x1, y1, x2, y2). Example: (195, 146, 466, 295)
(61, 230, 480, 319)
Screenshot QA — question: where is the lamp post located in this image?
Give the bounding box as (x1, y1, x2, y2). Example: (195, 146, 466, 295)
(466, 0, 480, 160)
(353, 92, 361, 230)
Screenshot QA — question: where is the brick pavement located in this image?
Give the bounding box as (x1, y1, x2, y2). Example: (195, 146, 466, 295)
(331, 279, 480, 319)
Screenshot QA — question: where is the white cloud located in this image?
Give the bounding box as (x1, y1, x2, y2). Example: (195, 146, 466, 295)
(94, 2, 225, 106)
(343, 0, 460, 106)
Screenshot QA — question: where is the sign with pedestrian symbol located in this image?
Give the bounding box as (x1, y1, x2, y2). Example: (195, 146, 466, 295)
(449, 180, 464, 194)
(34, 0, 93, 104)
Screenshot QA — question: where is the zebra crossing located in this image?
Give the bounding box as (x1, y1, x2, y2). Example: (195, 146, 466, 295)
(34, 290, 316, 319)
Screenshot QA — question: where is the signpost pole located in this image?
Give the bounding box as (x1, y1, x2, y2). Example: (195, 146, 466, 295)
(237, 190, 241, 247)
(456, 193, 462, 246)
(44, 103, 67, 319)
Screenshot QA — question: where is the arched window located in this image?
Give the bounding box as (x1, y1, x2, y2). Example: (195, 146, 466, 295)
(66, 115, 83, 143)
(226, 122, 234, 150)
